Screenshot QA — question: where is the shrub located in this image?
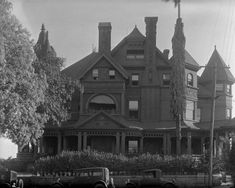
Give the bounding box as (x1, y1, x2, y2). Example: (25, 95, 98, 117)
(34, 150, 215, 175)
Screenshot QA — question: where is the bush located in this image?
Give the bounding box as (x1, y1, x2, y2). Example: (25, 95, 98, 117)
(34, 150, 211, 174)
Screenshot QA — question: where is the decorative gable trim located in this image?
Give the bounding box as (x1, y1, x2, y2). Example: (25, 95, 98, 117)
(78, 54, 128, 80)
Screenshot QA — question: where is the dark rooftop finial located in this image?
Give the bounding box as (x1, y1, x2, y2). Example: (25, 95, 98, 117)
(41, 24, 45, 31)
(214, 45, 216, 50)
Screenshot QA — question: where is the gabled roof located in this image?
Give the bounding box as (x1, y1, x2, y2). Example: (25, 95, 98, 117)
(112, 26, 145, 55)
(185, 50, 200, 71)
(199, 48, 235, 84)
(62, 52, 129, 80)
(76, 111, 129, 129)
(126, 26, 145, 41)
(112, 26, 169, 65)
(169, 50, 200, 71)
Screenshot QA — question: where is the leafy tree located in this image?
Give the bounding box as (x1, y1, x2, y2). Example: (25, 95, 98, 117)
(33, 25, 76, 126)
(0, 0, 47, 150)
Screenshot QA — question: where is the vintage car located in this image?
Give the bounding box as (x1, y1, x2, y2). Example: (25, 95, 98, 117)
(0, 168, 23, 188)
(126, 169, 177, 188)
(26, 167, 114, 188)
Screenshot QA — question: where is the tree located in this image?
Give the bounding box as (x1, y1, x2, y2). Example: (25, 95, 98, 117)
(163, 0, 185, 156)
(33, 24, 76, 127)
(0, 0, 47, 150)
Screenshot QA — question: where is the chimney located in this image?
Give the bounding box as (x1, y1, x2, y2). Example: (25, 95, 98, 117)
(163, 49, 170, 59)
(98, 22, 112, 54)
(145, 17, 158, 47)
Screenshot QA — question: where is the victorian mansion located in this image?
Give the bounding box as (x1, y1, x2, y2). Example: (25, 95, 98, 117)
(18, 16, 235, 159)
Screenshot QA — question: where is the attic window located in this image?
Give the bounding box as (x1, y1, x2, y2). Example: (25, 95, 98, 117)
(92, 69, 98, 80)
(109, 69, 115, 80)
(131, 74, 139, 86)
(126, 49, 144, 60)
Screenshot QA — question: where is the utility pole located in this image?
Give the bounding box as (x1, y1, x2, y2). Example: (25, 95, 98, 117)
(208, 57, 217, 188)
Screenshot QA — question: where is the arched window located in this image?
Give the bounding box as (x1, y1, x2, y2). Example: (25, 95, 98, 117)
(187, 73, 193, 87)
(88, 95, 116, 113)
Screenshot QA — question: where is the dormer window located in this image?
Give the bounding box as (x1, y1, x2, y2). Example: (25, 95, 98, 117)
(187, 73, 193, 87)
(162, 73, 170, 86)
(131, 74, 139, 86)
(109, 69, 115, 80)
(92, 69, 98, 80)
(126, 49, 144, 60)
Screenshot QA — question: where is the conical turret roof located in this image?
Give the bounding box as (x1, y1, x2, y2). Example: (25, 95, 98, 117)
(34, 24, 56, 59)
(200, 48, 235, 84)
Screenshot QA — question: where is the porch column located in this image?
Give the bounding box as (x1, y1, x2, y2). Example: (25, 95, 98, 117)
(40, 137, 45, 153)
(201, 137, 205, 155)
(83, 132, 87, 150)
(163, 134, 167, 155)
(115, 132, 120, 153)
(187, 132, 192, 155)
(78, 132, 82, 151)
(121, 132, 126, 154)
(121, 92, 125, 115)
(139, 137, 144, 153)
(167, 133, 171, 155)
(57, 132, 62, 154)
(63, 136, 67, 151)
(215, 132, 219, 157)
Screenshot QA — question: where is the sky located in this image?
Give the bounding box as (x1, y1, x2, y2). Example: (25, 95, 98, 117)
(1, 0, 235, 159)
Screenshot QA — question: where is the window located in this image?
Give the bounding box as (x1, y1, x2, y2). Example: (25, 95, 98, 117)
(92, 69, 98, 80)
(227, 84, 232, 94)
(187, 73, 193, 87)
(186, 100, 195, 120)
(109, 69, 115, 80)
(162, 73, 170, 86)
(89, 95, 116, 113)
(216, 84, 223, 91)
(128, 140, 138, 154)
(126, 49, 144, 60)
(129, 100, 139, 119)
(131, 74, 139, 86)
(226, 109, 231, 119)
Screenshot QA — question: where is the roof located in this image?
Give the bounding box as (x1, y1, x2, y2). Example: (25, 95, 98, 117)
(112, 26, 169, 65)
(185, 50, 200, 71)
(195, 119, 235, 130)
(62, 52, 129, 80)
(169, 50, 200, 71)
(199, 48, 235, 84)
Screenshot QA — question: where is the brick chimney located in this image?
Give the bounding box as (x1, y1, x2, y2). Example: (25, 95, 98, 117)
(145, 17, 158, 48)
(98, 22, 112, 54)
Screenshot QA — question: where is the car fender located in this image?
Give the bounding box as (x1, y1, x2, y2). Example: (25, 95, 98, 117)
(126, 182, 138, 188)
(163, 182, 177, 188)
(94, 180, 108, 188)
(51, 182, 64, 188)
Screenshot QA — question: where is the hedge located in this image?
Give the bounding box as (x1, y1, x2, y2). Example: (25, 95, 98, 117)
(34, 150, 218, 174)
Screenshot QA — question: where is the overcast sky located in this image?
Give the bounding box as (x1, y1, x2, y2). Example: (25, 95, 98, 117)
(1, 0, 235, 159)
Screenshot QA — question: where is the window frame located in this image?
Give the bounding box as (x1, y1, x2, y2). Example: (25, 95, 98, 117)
(109, 69, 115, 80)
(131, 73, 139, 86)
(187, 73, 193, 87)
(126, 49, 144, 60)
(162, 73, 171, 86)
(216, 83, 223, 91)
(185, 100, 195, 120)
(92, 69, 99, 80)
(128, 100, 139, 120)
(226, 108, 232, 119)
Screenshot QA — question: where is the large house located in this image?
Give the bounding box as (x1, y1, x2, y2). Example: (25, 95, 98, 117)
(18, 16, 235, 159)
